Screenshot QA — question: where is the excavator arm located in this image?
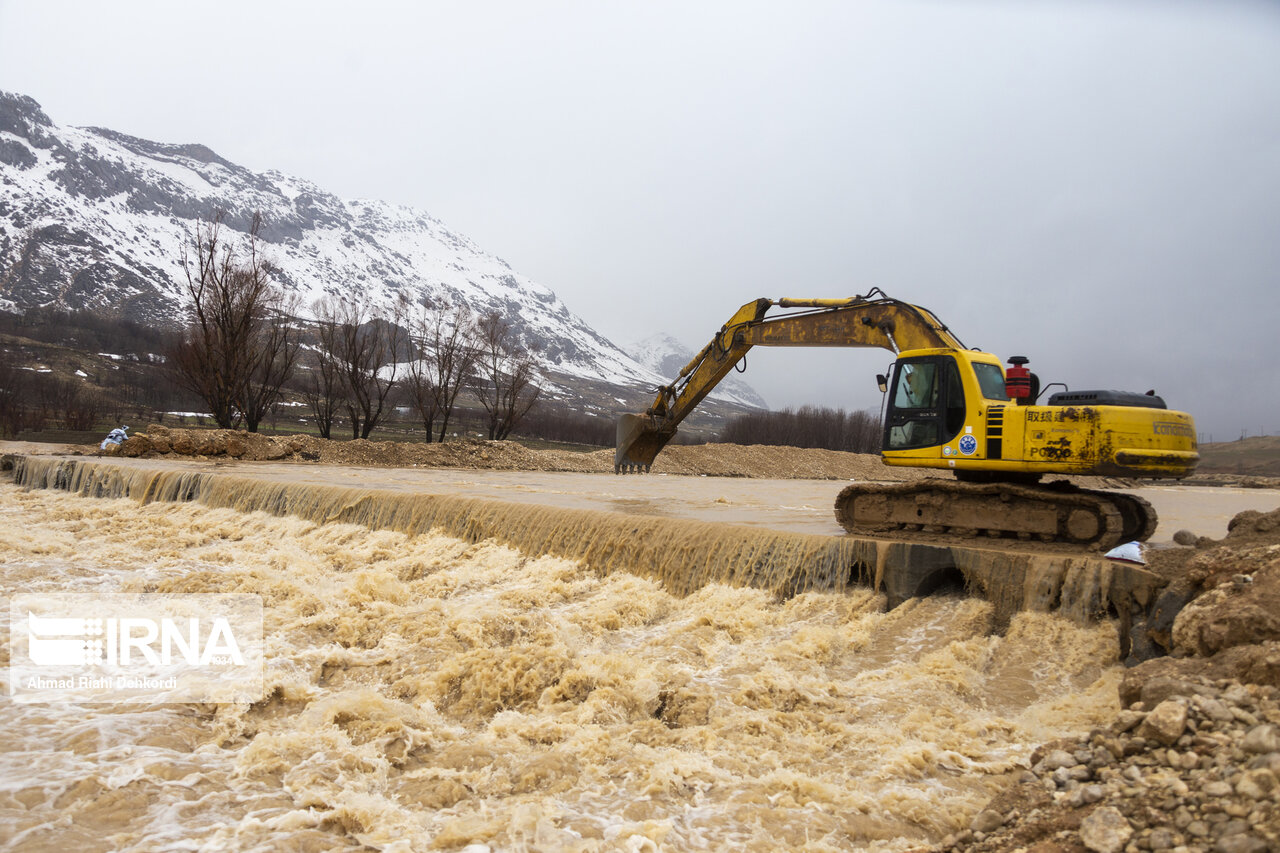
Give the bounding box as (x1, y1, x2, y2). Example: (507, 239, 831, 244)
(615, 289, 967, 472)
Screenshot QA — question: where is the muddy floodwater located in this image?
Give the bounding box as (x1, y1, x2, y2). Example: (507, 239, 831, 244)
(2, 461, 1277, 851)
(21, 455, 1274, 541)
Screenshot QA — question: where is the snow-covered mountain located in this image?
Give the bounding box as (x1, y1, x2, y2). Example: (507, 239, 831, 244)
(625, 333, 768, 409)
(0, 90, 716, 409)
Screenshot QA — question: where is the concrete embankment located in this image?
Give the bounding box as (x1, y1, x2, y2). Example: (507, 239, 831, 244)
(7, 454, 1167, 644)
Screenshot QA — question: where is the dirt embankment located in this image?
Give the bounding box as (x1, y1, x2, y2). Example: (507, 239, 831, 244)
(1198, 436, 1280, 479)
(84, 424, 935, 481)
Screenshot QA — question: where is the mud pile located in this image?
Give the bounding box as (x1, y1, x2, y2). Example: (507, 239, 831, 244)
(101, 425, 582, 471)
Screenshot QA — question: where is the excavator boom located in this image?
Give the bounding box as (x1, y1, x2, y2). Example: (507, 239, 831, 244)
(616, 290, 964, 471)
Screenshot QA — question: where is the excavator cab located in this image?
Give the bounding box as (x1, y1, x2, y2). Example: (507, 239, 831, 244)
(883, 351, 998, 455)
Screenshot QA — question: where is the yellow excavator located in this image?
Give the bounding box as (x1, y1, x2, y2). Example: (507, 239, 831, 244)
(615, 289, 1198, 550)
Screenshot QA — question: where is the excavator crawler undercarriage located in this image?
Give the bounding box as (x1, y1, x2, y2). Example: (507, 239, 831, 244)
(833, 480, 1157, 550)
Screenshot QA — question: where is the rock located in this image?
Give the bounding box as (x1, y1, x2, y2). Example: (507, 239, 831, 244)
(1052, 766, 1086, 787)
(1195, 695, 1237, 724)
(1213, 834, 1269, 853)
(225, 436, 247, 458)
(1138, 700, 1188, 746)
(1234, 707, 1260, 726)
(970, 808, 1005, 833)
(1173, 529, 1201, 546)
(1119, 671, 1208, 709)
(1229, 510, 1263, 534)
(1234, 768, 1277, 799)
(1122, 644, 1280, 694)
(1220, 819, 1251, 836)
(1187, 599, 1280, 655)
(1172, 558, 1280, 655)
(1112, 710, 1146, 733)
(1038, 748, 1078, 771)
(1148, 826, 1178, 849)
(1079, 806, 1133, 853)
(119, 435, 152, 457)
(1203, 780, 1234, 798)
(1146, 578, 1199, 653)
(171, 433, 195, 455)
(1246, 753, 1280, 773)
(1241, 725, 1279, 754)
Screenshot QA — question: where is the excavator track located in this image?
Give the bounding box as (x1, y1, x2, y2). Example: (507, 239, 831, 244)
(834, 480, 1153, 551)
(1109, 491, 1159, 543)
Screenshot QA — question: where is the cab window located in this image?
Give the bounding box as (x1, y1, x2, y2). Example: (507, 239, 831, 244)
(893, 362, 937, 409)
(973, 362, 1009, 401)
(885, 356, 967, 450)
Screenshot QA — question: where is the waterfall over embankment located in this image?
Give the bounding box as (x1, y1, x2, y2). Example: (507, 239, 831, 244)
(10, 456, 865, 597)
(9, 455, 1164, 632)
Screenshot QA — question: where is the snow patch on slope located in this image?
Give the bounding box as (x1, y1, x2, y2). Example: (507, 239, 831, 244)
(626, 333, 768, 409)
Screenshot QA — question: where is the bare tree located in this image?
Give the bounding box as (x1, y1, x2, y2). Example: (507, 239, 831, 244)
(170, 213, 299, 431)
(240, 292, 301, 432)
(302, 304, 344, 439)
(404, 300, 478, 442)
(717, 405, 880, 453)
(0, 357, 26, 437)
(311, 295, 407, 440)
(471, 311, 543, 441)
(51, 377, 101, 431)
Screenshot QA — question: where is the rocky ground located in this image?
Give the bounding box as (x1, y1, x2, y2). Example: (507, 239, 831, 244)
(935, 677, 1280, 853)
(920, 508, 1280, 853)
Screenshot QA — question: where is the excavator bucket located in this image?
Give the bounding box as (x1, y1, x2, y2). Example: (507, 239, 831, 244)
(614, 414, 672, 473)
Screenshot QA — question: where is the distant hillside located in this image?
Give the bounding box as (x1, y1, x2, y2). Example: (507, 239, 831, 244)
(0, 90, 780, 427)
(1197, 436, 1280, 477)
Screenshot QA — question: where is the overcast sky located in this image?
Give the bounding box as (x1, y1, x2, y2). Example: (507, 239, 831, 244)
(2, 0, 1277, 441)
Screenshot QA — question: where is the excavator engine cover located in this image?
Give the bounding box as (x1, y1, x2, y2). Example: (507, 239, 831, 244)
(1046, 390, 1167, 409)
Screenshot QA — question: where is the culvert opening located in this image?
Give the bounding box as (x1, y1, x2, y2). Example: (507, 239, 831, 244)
(914, 566, 967, 599)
